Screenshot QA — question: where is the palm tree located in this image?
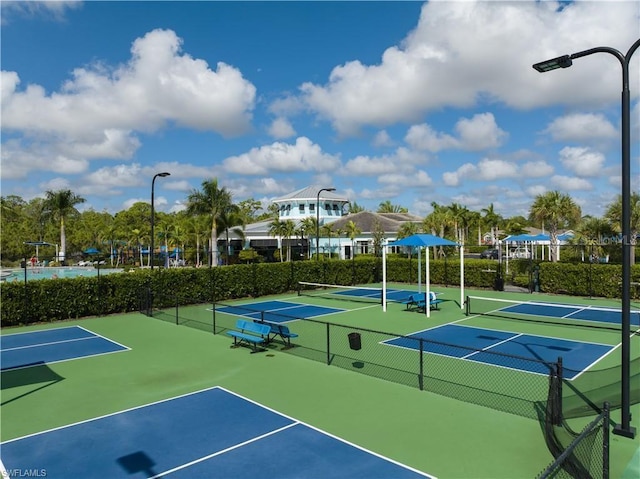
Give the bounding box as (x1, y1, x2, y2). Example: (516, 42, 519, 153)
(423, 202, 453, 258)
(528, 191, 581, 262)
(43, 189, 86, 263)
(321, 223, 335, 258)
(281, 220, 296, 261)
(605, 192, 640, 265)
(217, 205, 246, 265)
(572, 216, 615, 262)
(299, 216, 317, 259)
(185, 215, 209, 267)
(346, 201, 365, 214)
(186, 179, 232, 267)
(268, 219, 287, 262)
(481, 203, 502, 246)
(377, 200, 408, 213)
(345, 220, 361, 259)
(128, 228, 147, 266)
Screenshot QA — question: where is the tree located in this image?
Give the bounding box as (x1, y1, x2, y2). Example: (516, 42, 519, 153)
(377, 200, 408, 213)
(528, 191, 581, 262)
(571, 216, 615, 262)
(344, 220, 361, 259)
(217, 204, 246, 265)
(346, 201, 365, 214)
(268, 219, 287, 262)
(321, 223, 335, 258)
(298, 216, 317, 259)
(604, 192, 640, 265)
(43, 189, 86, 263)
(481, 203, 502, 246)
(186, 179, 232, 267)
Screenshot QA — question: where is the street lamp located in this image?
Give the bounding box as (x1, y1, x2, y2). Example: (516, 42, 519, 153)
(151, 172, 171, 271)
(316, 187, 336, 260)
(533, 39, 640, 439)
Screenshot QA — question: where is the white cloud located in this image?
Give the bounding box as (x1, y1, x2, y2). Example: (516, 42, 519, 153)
(1, 1, 82, 24)
(520, 161, 554, 178)
(559, 146, 605, 177)
(543, 113, 618, 142)
(405, 123, 458, 152)
(1, 29, 257, 177)
(268, 117, 296, 139)
(443, 157, 519, 186)
(222, 137, 340, 175)
(454, 113, 507, 151)
(550, 175, 593, 191)
(372, 130, 394, 147)
(295, 1, 638, 136)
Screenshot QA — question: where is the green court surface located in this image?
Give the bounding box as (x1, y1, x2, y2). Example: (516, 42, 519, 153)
(1, 285, 638, 479)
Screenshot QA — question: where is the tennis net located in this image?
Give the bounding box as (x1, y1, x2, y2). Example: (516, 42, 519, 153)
(465, 295, 640, 333)
(298, 281, 385, 304)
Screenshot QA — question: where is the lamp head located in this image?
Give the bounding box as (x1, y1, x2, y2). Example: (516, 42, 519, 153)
(158, 172, 171, 177)
(532, 55, 572, 73)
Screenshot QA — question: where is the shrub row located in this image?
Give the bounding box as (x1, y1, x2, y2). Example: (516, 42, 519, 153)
(2, 257, 638, 327)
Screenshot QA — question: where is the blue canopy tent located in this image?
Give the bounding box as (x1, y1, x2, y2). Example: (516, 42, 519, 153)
(384, 234, 463, 317)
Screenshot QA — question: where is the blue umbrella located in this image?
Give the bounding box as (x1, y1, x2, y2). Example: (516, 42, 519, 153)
(387, 234, 461, 317)
(389, 234, 458, 247)
(83, 248, 100, 255)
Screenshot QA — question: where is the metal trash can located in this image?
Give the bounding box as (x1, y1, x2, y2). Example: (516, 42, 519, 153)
(494, 277, 504, 291)
(348, 332, 361, 351)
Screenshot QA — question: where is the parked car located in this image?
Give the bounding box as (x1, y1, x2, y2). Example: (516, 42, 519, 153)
(480, 248, 499, 259)
(510, 247, 531, 259)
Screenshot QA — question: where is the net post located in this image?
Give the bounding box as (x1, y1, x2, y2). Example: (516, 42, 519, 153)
(602, 402, 610, 479)
(212, 298, 216, 334)
(326, 323, 331, 365)
(175, 294, 179, 325)
(418, 338, 424, 391)
(465, 295, 470, 316)
(554, 356, 563, 426)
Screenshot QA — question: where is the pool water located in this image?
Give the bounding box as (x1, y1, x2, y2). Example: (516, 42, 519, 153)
(1, 267, 123, 282)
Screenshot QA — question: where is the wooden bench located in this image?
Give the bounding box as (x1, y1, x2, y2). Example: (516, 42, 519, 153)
(402, 293, 444, 312)
(227, 319, 271, 353)
(255, 321, 299, 348)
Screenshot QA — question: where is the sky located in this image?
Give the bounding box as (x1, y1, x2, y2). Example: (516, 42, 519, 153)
(1, 1, 639, 220)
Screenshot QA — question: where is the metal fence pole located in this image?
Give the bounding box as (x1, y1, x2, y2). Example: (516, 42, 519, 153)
(326, 323, 330, 365)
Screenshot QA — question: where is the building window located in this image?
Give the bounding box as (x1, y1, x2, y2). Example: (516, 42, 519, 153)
(299, 204, 305, 214)
(325, 203, 331, 215)
(309, 203, 315, 213)
(333, 204, 340, 215)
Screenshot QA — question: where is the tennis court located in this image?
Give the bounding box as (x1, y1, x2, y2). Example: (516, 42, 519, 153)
(383, 323, 614, 379)
(214, 299, 345, 323)
(0, 387, 433, 478)
(1, 286, 638, 479)
(0, 326, 129, 371)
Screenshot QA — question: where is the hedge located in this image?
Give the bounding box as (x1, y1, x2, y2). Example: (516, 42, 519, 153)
(2, 258, 639, 327)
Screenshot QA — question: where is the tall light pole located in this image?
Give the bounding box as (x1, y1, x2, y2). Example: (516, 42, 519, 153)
(316, 187, 336, 260)
(150, 172, 171, 271)
(533, 38, 640, 439)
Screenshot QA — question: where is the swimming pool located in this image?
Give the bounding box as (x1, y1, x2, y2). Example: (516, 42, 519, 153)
(1, 266, 124, 282)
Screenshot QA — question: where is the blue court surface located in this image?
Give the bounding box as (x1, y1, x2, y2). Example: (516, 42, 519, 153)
(499, 301, 640, 327)
(0, 326, 129, 371)
(331, 287, 422, 303)
(215, 300, 344, 323)
(0, 386, 434, 479)
(383, 324, 613, 379)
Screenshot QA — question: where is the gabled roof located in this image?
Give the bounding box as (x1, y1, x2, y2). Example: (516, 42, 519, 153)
(272, 186, 349, 203)
(325, 211, 422, 234)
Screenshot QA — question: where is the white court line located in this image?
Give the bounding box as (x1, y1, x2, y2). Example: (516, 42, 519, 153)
(1, 335, 97, 352)
(148, 422, 300, 478)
